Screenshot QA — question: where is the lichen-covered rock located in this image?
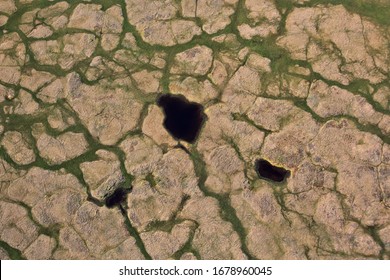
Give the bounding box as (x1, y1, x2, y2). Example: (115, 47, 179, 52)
(238, 0, 281, 39)
(30, 33, 98, 70)
(198, 103, 265, 176)
(248, 97, 298, 131)
(277, 5, 389, 84)
(20, 70, 55, 92)
(308, 120, 388, 228)
(33, 125, 88, 165)
(169, 76, 219, 103)
(0, 247, 10, 259)
(120, 135, 163, 176)
(261, 109, 320, 169)
(80, 150, 125, 202)
(373, 86, 390, 110)
(204, 145, 245, 194)
(0, 0, 17, 15)
(141, 221, 194, 259)
(47, 107, 75, 131)
(12, 90, 39, 115)
(221, 64, 264, 112)
(0, 201, 38, 252)
(102, 237, 145, 260)
(54, 226, 92, 260)
(72, 202, 135, 258)
(127, 149, 200, 232)
(196, 0, 238, 34)
(23, 235, 56, 260)
(126, 179, 183, 231)
(68, 4, 104, 32)
(1, 131, 35, 165)
(142, 105, 176, 146)
(132, 70, 162, 94)
(37, 2, 70, 31)
(64, 73, 143, 145)
(307, 119, 383, 168)
(308, 81, 384, 126)
(125, 0, 201, 46)
(68, 4, 123, 51)
(0, 32, 25, 84)
(178, 196, 247, 259)
(171, 45, 213, 76)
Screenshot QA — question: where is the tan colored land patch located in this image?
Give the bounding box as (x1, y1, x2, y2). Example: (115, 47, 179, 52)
(1, 131, 35, 165)
(277, 5, 389, 84)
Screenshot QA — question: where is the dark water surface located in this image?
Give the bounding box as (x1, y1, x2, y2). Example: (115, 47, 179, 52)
(105, 188, 129, 208)
(255, 159, 290, 183)
(157, 94, 206, 143)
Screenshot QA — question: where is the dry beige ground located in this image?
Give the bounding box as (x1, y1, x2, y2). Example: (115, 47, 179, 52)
(0, 0, 389, 259)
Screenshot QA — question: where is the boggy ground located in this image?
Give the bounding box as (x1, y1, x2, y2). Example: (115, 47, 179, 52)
(0, 0, 389, 260)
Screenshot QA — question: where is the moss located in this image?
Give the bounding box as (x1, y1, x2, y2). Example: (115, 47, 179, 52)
(145, 173, 157, 188)
(172, 222, 199, 260)
(189, 148, 255, 259)
(120, 206, 152, 260)
(97, 0, 120, 10)
(0, 240, 25, 260)
(308, 0, 390, 26)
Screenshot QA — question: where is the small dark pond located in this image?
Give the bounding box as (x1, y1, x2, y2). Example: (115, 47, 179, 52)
(255, 159, 290, 183)
(105, 188, 129, 208)
(157, 94, 206, 143)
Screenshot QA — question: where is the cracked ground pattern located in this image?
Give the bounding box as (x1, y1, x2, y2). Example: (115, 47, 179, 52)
(0, 0, 389, 260)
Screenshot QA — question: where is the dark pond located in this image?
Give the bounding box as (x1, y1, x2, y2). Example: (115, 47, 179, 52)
(255, 159, 290, 183)
(157, 94, 206, 143)
(105, 188, 129, 208)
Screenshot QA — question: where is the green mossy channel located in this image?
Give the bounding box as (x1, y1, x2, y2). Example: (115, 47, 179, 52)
(120, 206, 152, 260)
(307, 0, 390, 26)
(0, 240, 26, 260)
(190, 148, 255, 260)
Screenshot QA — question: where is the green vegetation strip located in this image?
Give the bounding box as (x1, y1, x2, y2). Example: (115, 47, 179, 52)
(0, 240, 26, 260)
(190, 148, 255, 260)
